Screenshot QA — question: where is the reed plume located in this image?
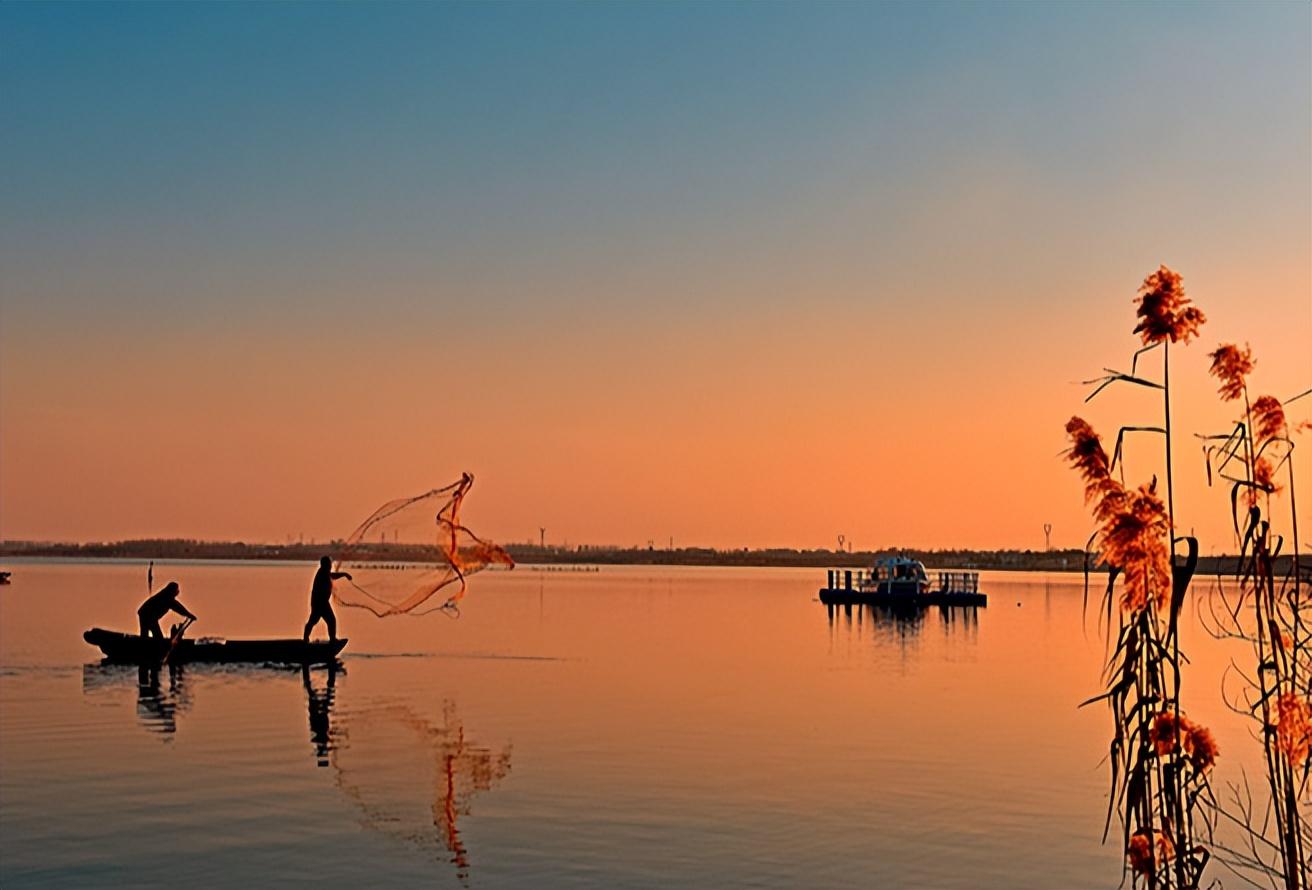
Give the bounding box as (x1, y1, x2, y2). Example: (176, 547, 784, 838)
(1208, 343, 1254, 402)
(1069, 266, 1212, 888)
(1067, 414, 1213, 888)
(1134, 265, 1205, 345)
(1197, 355, 1309, 889)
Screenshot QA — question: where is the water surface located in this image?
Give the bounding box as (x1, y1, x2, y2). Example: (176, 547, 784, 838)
(0, 561, 1263, 888)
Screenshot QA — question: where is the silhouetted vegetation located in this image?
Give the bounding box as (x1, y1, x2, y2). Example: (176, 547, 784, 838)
(1068, 266, 1214, 888)
(1, 537, 1291, 576)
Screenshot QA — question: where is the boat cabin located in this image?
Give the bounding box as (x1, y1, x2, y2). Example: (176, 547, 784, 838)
(862, 556, 930, 595)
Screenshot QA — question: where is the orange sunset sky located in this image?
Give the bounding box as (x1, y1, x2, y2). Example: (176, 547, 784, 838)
(1, 4, 1309, 554)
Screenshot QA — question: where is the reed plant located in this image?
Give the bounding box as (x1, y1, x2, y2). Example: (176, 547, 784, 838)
(1196, 345, 1310, 890)
(1068, 266, 1215, 888)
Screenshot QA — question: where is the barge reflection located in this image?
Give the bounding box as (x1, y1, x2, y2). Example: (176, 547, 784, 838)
(827, 602, 980, 644)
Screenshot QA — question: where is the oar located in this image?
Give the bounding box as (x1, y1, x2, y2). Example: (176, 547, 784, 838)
(160, 616, 194, 667)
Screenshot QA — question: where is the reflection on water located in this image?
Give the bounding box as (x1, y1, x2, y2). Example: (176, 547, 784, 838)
(137, 665, 191, 737)
(83, 663, 194, 739)
(304, 663, 337, 767)
(14, 563, 1161, 888)
(826, 602, 980, 646)
(79, 659, 511, 884)
(331, 698, 512, 884)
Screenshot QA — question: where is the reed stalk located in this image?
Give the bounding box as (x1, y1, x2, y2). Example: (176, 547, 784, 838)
(1199, 348, 1309, 890)
(1068, 266, 1211, 888)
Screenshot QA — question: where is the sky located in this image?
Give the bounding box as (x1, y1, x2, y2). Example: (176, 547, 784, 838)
(1, 2, 1309, 553)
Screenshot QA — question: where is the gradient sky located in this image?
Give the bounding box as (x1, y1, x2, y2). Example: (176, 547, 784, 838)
(2, 2, 1309, 552)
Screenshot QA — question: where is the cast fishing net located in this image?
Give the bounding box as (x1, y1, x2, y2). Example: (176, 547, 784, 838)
(332, 473, 513, 617)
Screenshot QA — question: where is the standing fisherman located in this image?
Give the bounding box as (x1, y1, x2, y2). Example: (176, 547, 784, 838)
(304, 557, 351, 643)
(138, 581, 197, 639)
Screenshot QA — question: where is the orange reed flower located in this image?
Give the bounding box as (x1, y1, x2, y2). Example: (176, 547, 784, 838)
(1208, 343, 1254, 402)
(1156, 831, 1176, 864)
(1127, 829, 1175, 877)
(1102, 481, 1172, 613)
(1252, 456, 1280, 494)
(1251, 395, 1287, 446)
(1275, 692, 1312, 767)
(1149, 712, 1182, 757)
(1127, 833, 1153, 876)
(1147, 711, 1219, 771)
(1066, 417, 1110, 486)
(1065, 419, 1171, 612)
(1133, 265, 1205, 345)
(1065, 416, 1129, 523)
(1184, 722, 1219, 772)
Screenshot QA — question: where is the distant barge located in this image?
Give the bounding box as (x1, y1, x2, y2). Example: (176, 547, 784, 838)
(819, 556, 986, 607)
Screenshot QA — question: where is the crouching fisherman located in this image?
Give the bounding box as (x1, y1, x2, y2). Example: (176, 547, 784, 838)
(304, 557, 351, 643)
(138, 581, 197, 639)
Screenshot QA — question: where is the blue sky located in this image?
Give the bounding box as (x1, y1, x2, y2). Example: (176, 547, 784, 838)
(2, 2, 1308, 547)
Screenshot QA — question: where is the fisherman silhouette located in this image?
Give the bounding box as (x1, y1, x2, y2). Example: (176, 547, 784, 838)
(304, 557, 351, 643)
(138, 581, 196, 639)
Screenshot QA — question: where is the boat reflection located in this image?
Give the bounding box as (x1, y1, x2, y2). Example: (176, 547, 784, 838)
(329, 698, 512, 884)
(81, 658, 512, 882)
(82, 663, 194, 739)
(136, 665, 191, 737)
(827, 602, 980, 648)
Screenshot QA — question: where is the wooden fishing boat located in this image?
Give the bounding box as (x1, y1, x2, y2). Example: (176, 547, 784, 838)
(83, 627, 347, 664)
(820, 556, 987, 607)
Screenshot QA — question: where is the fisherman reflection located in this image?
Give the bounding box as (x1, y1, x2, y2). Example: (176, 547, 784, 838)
(303, 663, 338, 767)
(136, 664, 189, 738)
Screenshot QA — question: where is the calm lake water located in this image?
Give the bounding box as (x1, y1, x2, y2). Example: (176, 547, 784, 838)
(0, 561, 1266, 888)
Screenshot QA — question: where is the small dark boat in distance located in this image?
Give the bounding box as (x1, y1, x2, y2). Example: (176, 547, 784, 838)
(819, 556, 987, 607)
(83, 627, 347, 664)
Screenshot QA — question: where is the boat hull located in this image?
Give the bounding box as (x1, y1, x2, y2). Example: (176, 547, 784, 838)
(83, 628, 347, 664)
(818, 588, 987, 607)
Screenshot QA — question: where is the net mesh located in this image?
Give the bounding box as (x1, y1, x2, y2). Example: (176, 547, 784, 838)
(332, 473, 513, 617)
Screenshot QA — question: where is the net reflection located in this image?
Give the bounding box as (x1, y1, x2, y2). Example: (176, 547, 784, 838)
(329, 698, 512, 884)
(79, 658, 512, 882)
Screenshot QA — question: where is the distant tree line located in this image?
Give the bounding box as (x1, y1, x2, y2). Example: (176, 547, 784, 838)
(0, 538, 1285, 576)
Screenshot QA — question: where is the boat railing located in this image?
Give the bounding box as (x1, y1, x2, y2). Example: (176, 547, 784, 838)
(824, 568, 979, 595)
(825, 568, 876, 591)
(937, 571, 979, 595)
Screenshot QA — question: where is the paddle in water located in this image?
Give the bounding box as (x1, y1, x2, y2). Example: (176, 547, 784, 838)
(160, 616, 194, 666)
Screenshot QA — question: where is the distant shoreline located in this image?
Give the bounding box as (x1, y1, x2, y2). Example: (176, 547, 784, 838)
(0, 539, 1291, 577)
